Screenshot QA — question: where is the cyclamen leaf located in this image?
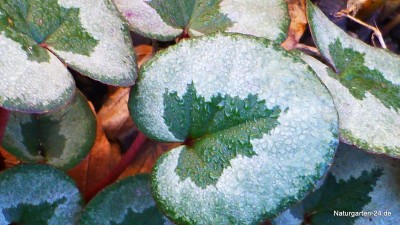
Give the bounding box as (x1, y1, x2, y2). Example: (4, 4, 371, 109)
(165, 83, 281, 187)
(328, 40, 400, 112)
(273, 144, 400, 225)
(0, 164, 83, 225)
(301, 3, 400, 157)
(80, 174, 172, 225)
(2, 91, 96, 170)
(129, 34, 338, 224)
(300, 170, 382, 225)
(114, 0, 289, 41)
(0, 0, 98, 62)
(0, 0, 136, 112)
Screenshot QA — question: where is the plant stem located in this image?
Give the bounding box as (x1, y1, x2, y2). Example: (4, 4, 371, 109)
(0, 107, 10, 143)
(85, 132, 147, 201)
(335, 11, 387, 49)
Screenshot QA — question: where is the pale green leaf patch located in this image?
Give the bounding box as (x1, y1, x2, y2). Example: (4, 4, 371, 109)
(303, 3, 400, 157)
(0, 0, 136, 112)
(0, 164, 83, 225)
(129, 33, 338, 224)
(273, 144, 400, 225)
(1, 91, 96, 170)
(80, 174, 172, 225)
(114, 0, 289, 41)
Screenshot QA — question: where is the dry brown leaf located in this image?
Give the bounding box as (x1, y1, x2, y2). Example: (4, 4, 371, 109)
(380, 0, 400, 20)
(0, 146, 20, 170)
(347, 0, 387, 19)
(281, 0, 307, 50)
(97, 87, 134, 142)
(68, 117, 121, 197)
(135, 44, 153, 67)
(119, 140, 181, 179)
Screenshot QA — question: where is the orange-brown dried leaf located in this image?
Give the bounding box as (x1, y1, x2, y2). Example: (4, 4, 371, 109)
(0, 146, 20, 170)
(97, 88, 134, 142)
(135, 44, 153, 67)
(347, 0, 387, 19)
(68, 118, 121, 196)
(119, 140, 180, 179)
(282, 0, 307, 50)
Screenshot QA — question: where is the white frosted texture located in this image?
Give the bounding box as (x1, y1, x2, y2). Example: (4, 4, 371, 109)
(0, 34, 74, 112)
(220, 0, 288, 40)
(274, 145, 400, 225)
(114, 0, 288, 41)
(309, 4, 400, 86)
(53, 0, 136, 86)
(301, 52, 400, 156)
(81, 176, 172, 225)
(0, 165, 82, 225)
(137, 34, 338, 224)
(114, 0, 182, 40)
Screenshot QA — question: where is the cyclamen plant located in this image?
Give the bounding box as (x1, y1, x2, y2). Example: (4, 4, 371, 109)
(0, 0, 399, 224)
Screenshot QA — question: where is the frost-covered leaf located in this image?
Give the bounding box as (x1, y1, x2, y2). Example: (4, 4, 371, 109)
(0, 0, 136, 112)
(80, 174, 172, 225)
(273, 144, 400, 225)
(114, 0, 289, 41)
(0, 35, 75, 113)
(129, 34, 338, 224)
(0, 164, 83, 225)
(48, 0, 136, 86)
(2, 91, 96, 170)
(304, 2, 400, 157)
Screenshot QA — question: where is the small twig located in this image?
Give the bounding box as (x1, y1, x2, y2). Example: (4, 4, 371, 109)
(85, 132, 147, 201)
(0, 107, 10, 143)
(335, 11, 387, 49)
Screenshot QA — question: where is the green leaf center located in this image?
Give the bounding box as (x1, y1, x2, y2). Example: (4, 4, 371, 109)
(163, 83, 282, 188)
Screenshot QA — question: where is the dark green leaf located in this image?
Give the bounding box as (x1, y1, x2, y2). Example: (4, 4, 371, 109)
(80, 174, 171, 225)
(2, 91, 96, 170)
(0, 0, 98, 62)
(302, 169, 382, 225)
(0, 164, 83, 224)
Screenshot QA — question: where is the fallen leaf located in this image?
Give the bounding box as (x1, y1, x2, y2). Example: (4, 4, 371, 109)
(281, 0, 307, 50)
(135, 44, 153, 67)
(97, 88, 133, 142)
(347, 0, 387, 19)
(380, 0, 400, 20)
(0, 146, 20, 170)
(68, 116, 121, 197)
(119, 140, 180, 179)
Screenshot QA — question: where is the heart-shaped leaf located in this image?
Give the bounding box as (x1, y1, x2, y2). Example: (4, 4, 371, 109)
(305, 1, 400, 157)
(2, 91, 96, 170)
(113, 0, 289, 41)
(0, 0, 137, 112)
(80, 174, 172, 225)
(0, 164, 83, 225)
(129, 34, 338, 224)
(273, 143, 400, 225)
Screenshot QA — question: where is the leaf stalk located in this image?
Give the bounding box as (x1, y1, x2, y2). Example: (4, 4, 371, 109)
(85, 132, 147, 201)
